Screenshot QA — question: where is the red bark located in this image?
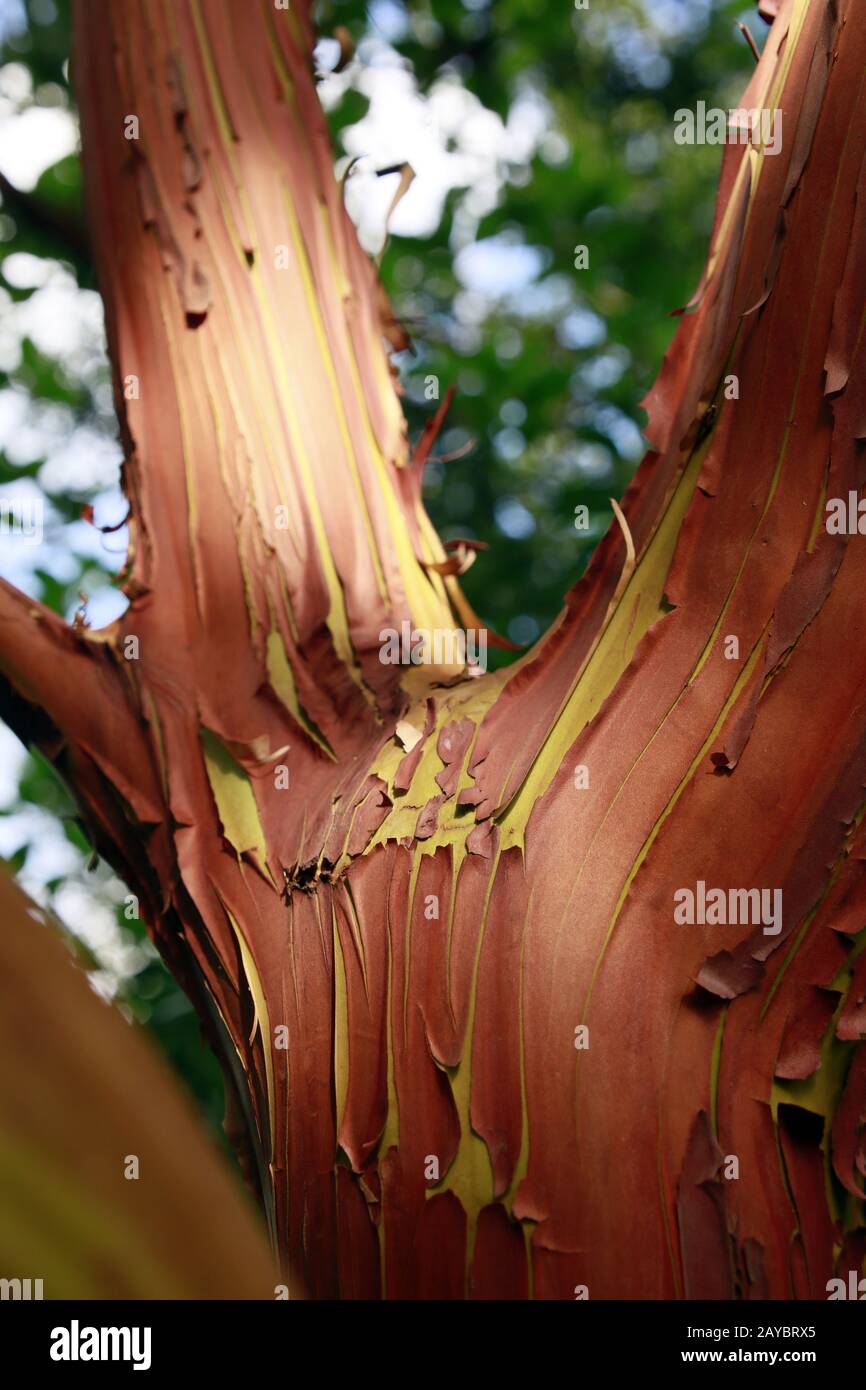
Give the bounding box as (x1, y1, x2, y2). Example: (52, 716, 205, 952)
(0, 0, 864, 1298)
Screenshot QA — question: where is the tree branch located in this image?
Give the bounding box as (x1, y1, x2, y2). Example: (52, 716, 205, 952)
(0, 578, 168, 891)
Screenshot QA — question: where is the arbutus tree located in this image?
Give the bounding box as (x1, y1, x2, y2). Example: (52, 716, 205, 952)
(0, 0, 864, 1299)
(0, 871, 277, 1297)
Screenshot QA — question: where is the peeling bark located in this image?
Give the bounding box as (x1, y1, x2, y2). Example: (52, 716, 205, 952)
(0, 0, 864, 1298)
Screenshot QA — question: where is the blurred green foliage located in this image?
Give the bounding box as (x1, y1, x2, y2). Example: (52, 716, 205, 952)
(324, 0, 753, 656)
(0, 0, 757, 1139)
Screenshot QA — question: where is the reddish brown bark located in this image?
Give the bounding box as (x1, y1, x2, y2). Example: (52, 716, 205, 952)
(1, 0, 865, 1298)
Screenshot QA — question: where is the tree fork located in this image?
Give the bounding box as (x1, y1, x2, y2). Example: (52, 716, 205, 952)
(0, 0, 864, 1297)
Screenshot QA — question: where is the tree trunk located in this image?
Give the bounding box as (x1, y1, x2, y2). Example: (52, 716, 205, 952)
(1, 0, 864, 1298)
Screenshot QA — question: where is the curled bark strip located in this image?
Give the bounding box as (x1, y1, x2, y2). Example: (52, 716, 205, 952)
(0, 0, 858, 1297)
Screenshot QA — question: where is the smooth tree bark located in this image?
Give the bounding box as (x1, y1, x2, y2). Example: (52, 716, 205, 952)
(1, 0, 864, 1297)
(0, 873, 277, 1298)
